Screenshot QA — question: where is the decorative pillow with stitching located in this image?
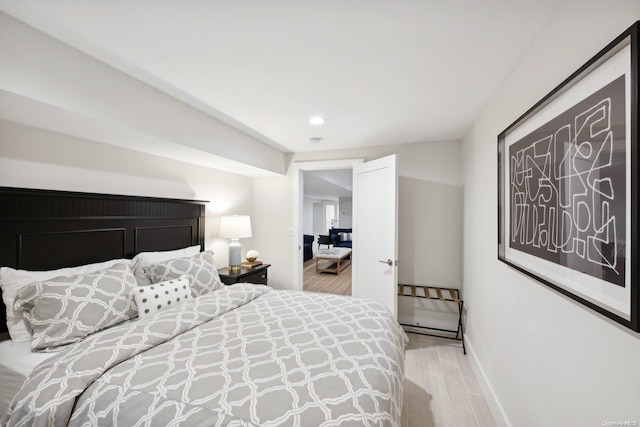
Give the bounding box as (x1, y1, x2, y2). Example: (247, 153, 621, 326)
(144, 250, 223, 296)
(132, 276, 192, 319)
(0, 258, 132, 343)
(13, 263, 138, 352)
(131, 245, 201, 285)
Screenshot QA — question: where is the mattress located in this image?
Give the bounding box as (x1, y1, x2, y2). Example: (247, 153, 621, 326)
(0, 341, 54, 416)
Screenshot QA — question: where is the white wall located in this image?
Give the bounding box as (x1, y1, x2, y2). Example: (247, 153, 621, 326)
(312, 203, 324, 235)
(302, 197, 315, 235)
(0, 120, 255, 269)
(252, 166, 293, 290)
(254, 141, 463, 327)
(462, 1, 640, 425)
(398, 178, 463, 330)
(338, 197, 353, 228)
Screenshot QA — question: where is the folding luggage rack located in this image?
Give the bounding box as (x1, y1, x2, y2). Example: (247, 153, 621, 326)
(398, 284, 465, 354)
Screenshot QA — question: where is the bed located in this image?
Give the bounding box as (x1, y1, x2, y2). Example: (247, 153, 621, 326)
(0, 187, 407, 426)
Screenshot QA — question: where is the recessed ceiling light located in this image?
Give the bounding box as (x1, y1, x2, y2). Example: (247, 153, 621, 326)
(310, 137, 323, 143)
(309, 116, 326, 126)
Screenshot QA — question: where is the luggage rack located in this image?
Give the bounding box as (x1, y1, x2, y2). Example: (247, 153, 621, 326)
(398, 284, 465, 354)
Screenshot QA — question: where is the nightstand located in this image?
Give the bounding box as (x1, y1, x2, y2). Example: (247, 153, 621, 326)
(218, 263, 270, 285)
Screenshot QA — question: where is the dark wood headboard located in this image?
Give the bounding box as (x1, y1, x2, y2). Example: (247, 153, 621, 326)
(0, 187, 208, 335)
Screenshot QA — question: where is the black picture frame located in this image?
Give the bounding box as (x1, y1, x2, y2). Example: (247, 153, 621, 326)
(498, 21, 639, 332)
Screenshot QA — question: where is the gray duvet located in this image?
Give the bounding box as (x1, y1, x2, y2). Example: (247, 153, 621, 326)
(3, 284, 407, 426)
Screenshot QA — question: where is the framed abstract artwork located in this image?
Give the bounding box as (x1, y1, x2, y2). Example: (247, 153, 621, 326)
(498, 21, 639, 331)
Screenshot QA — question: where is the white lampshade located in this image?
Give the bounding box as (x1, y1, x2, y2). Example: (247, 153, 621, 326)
(219, 215, 252, 239)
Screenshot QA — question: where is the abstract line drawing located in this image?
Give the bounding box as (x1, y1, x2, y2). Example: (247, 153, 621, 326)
(508, 76, 626, 287)
(499, 22, 639, 331)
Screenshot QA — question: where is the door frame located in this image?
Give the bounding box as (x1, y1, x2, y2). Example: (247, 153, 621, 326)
(292, 158, 364, 291)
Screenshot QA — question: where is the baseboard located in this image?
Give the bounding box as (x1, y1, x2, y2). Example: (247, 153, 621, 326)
(464, 337, 512, 427)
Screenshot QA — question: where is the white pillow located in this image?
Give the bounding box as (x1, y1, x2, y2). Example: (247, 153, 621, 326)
(132, 276, 191, 319)
(0, 258, 132, 342)
(131, 245, 201, 285)
(339, 232, 352, 241)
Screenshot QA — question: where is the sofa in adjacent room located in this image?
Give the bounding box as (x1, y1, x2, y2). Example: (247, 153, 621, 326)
(329, 228, 352, 248)
(303, 234, 314, 262)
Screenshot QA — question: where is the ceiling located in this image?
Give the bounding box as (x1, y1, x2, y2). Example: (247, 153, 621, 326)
(304, 169, 353, 200)
(0, 0, 562, 157)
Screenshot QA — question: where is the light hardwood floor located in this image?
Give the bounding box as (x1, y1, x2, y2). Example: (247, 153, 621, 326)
(302, 258, 352, 296)
(403, 333, 496, 427)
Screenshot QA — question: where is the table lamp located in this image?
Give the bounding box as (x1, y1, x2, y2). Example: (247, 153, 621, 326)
(219, 215, 252, 272)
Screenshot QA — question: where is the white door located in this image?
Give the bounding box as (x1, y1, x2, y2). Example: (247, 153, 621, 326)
(352, 154, 398, 319)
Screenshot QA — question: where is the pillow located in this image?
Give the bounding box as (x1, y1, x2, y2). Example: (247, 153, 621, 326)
(132, 276, 191, 319)
(339, 232, 351, 241)
(0, 258, 132, 342)
(13, 263, 138, 351)
(145, 250, 222, 296)
(131, 245, 201, 285)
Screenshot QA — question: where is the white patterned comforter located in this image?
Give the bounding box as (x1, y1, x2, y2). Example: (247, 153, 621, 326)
(3, 284, 407, 426)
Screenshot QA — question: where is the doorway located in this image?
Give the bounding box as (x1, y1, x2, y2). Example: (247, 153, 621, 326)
(302, 169, 353, 296)
(292, 159, 363, 293)
(292, 155, 399, 319)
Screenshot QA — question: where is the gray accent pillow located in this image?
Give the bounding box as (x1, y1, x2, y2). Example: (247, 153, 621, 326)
(14, 263, 138, 352)
(145, 250, 223, 296)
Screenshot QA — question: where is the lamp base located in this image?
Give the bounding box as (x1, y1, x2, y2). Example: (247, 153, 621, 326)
(228, 265, 242, 273)
(228, 239, 242, 271)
